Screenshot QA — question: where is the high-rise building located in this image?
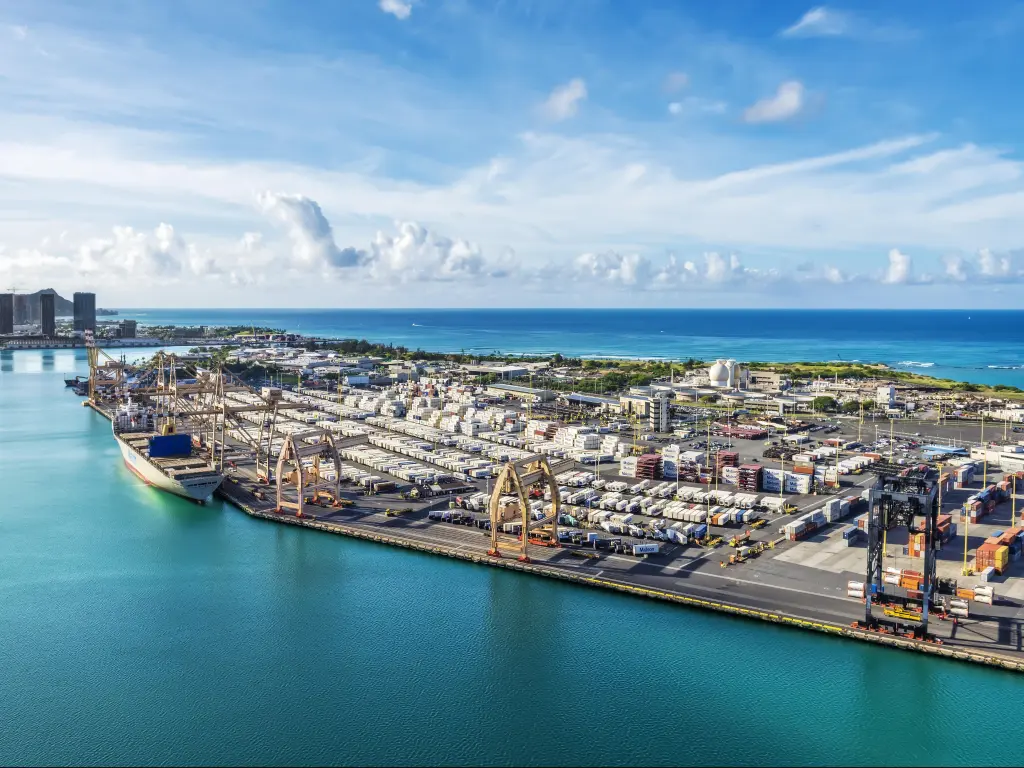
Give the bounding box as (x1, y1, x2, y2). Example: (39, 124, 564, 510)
(0, 293, 13, 335)
(117, 320, 137, 338)
(73, 292, 96, 333)
(40, 292, 56, 337)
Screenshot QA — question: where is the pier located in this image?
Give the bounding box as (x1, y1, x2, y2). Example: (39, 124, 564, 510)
(85, 398, 1024, 675)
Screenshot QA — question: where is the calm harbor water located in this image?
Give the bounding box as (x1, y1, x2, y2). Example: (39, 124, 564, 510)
(4, 346, 1024, 766)
(121, 308, 1024, 388)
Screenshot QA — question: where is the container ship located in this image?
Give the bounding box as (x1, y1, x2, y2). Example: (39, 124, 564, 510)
(112, 398, 223, 502)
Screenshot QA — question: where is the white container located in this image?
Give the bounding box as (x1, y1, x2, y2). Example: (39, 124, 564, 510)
(974, 593, 993, 605)
(949, 606, 969, 618)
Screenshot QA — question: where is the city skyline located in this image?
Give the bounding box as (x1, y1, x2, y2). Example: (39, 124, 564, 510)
(1, 1, 1024, 308)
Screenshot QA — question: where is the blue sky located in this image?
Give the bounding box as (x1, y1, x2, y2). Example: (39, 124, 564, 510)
(1, 0, 1024, 308)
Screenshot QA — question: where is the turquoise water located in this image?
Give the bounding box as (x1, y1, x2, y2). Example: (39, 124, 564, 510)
(4, 348, 1024, 767)
(121, 308, 1024, 388)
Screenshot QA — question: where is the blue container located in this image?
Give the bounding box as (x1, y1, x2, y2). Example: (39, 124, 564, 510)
(148, 434, 192, 458)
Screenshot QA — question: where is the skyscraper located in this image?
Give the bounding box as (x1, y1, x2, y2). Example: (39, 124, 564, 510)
(0, 293, 13, 335)
(73, 292, 96, 333)
(40, 292, 56, 337)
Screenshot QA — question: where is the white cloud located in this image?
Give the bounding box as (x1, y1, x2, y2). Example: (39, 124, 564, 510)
(823, 265, 848, 283)
(882, 248, 913, 284)
(942, 248, 1020, 283)
(944, 255, 967, 282)
(664, 72, 689, 92)
(378, 0, 414, 20)
(574, 251, 650, 286)
(540, 78, 587, 121)
(781, 7, 851, 38)
(257, 191, 364, 270)
(743, 81, 805, 123)
(667, 97, 727, 117)
(977, 247, 1012, 277)
(11, 25, 28, 40)
(363, 221, 495, 281)
(77, 224, 184, 277)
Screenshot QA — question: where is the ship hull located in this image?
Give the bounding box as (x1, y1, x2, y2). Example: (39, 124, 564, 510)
(114, 433, 223, 502)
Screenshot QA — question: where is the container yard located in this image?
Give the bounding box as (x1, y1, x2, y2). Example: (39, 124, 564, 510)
(71, 345, 1024, 674)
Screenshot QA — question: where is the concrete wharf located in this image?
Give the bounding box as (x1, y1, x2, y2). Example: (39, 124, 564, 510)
(85, 399, 1024, 675)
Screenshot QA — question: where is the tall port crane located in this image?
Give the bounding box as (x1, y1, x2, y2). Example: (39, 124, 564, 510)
(863, 465, 939, 638)
(488, 456, 570, 562)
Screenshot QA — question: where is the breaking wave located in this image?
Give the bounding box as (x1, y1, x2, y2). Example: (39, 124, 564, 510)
(897, 361, 935, 368)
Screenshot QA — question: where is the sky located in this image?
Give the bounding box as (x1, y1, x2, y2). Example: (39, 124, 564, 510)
(2, 0, 1024, 308)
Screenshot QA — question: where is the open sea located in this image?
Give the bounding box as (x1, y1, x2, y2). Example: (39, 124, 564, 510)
(4, 311, 1024, 766)
(121, 308, 1024, 388)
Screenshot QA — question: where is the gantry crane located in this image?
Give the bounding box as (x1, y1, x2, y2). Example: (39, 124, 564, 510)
(488, 456, 571, 562)
(863, 467, 940, 638)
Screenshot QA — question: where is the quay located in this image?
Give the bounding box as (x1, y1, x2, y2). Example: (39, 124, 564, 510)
(85, 398, 1024, 675)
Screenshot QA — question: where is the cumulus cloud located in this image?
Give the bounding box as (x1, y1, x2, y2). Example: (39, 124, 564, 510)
(574, 251, 652, 286)
(541, 79, 587, 121)
(942, 248, 1019, 283)
(823, 265, 849, 283)
(378, 0, 414, 20)
(575, 250, 774, 290)
(743, 81, 805, 123)
(781, 6, 851, 38)
(77, 224, 185, 277)
(258, 191, 364, 270)
(361, 221, 494, 281)
(881, 248, 913, 284)
(944, 255, 968, 282)
(977, 247, 1012, 277)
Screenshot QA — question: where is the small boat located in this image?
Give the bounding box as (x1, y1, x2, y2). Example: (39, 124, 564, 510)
(65, 375, 87, 387)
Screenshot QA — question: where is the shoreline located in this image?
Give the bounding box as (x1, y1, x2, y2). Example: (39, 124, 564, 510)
(219, 483, 1024, 675)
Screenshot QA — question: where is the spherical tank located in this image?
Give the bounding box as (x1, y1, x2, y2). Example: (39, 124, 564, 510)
(708, 360, 730, 387)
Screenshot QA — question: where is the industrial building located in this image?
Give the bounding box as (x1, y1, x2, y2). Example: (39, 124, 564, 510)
(0, 293, 12, 335)
(559, 392, 621, 413)
(876, 385, 896, 409)
(618, 389, 672, 432)
(463, 363, 530, 380)
(747, 370, 791, 392)
(73, 292, 97, 333)
(40, 292, 56, 337)
(486, 383, 556, 402)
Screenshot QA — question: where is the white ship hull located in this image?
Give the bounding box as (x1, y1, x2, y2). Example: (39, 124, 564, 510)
(114, 433, 223, 502)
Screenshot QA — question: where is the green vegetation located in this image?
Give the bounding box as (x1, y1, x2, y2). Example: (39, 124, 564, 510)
(811, 396, 838, 413)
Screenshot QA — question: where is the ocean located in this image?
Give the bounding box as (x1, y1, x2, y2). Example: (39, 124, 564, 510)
(120, 308, 1024, 388)
(4, 319, 1024, 766)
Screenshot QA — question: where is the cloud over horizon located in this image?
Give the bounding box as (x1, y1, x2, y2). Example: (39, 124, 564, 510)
(0, 0, 1020, 307)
